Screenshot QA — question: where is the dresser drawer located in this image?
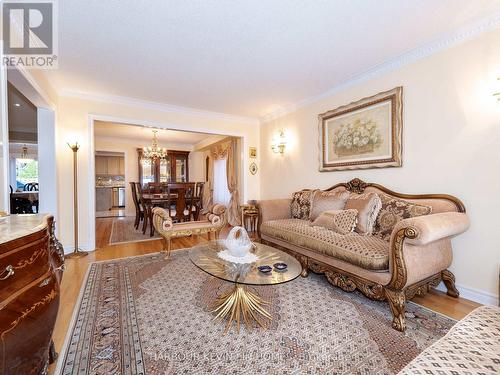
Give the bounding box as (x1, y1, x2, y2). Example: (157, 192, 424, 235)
(0, 229, 50, 300)
(0, 270, 60, 375)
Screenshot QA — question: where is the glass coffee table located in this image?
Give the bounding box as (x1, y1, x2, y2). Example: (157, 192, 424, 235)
(189, 240, 301, 333)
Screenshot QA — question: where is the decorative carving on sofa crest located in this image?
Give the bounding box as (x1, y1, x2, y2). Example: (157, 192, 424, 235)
(345, 178, 369, 194)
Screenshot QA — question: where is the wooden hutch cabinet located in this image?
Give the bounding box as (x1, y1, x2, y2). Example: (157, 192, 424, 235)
(138, 149, 190, 185)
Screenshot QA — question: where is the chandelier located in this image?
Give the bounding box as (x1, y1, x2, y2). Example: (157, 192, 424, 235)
(143, 130, 168, 159)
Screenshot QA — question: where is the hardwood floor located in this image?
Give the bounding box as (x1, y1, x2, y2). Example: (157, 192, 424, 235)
(49, 217, 480, 373)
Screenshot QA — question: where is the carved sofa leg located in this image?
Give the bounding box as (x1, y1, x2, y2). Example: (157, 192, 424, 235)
(385, 288, 407, 332)
(301, 266, 309, 278)
(298, 256, 309, 277)
(441, 269, 459, 298)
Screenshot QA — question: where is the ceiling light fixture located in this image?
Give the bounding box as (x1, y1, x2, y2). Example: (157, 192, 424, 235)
(14, 103, 21, 107)
(143, 130, 167, 159)
(17, 145, 30, 163)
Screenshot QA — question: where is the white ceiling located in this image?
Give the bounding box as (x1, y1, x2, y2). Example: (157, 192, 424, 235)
(7, 84, 37, 138)
(46, 0, 500, 118)
(94, 121, 221, 145)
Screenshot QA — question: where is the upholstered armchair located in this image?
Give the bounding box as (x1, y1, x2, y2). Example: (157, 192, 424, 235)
(152, 204, 227, 258)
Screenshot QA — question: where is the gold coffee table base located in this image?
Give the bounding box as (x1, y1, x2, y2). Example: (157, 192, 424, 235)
(212, 284, 271, 334)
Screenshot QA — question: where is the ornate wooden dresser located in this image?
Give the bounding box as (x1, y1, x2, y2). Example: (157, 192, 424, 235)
(0, 214, 64, 375)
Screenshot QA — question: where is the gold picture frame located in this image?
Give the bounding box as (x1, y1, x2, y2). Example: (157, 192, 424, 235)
(318, 87, 403, 171)
(249, 147, 257, 158)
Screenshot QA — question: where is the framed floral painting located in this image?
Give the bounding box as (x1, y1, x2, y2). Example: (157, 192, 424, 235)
(318, 87, 403, 171)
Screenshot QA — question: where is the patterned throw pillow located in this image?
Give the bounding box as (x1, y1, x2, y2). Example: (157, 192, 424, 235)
(309, 190, 350, 221)
(290, 190, 317, 220)
(310, 209, 358, 235)
(344, 193, 382, 235)
(373, 193, 432, 241)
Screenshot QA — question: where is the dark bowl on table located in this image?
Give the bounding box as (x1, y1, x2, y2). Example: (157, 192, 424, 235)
(273, 263, 288, 271)
(257, 265, 272, 273)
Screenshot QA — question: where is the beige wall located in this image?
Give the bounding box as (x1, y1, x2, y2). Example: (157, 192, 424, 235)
(260, 29, 500, 302)
(53, 95, 259, 251)
(189, 151, 206, 182)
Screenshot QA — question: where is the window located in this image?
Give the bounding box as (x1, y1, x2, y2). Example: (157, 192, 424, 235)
(16, 158, 38, 189)
(212, 158, 230, 205)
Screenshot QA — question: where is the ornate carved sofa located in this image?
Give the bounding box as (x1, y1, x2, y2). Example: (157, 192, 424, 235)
(152, 204, 227, 258)
(257, 178, 470, 331)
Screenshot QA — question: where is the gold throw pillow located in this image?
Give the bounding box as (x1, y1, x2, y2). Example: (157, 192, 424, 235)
(310, 209, 358, 235)
(344, 193, 382, 235)
(309, 190, 350, 221)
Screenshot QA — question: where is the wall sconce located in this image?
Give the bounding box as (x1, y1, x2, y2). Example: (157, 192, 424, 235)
(271, 130, 287, 154)
(494, 78, 500, 101)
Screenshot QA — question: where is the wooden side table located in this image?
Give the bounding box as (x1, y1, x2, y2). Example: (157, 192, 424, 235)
(241, 204, 259, 237)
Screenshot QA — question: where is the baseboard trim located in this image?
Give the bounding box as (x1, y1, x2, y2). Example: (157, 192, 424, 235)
(437, 282, 498, 306)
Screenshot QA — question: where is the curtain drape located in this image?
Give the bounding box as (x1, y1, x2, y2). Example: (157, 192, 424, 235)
(202, 151, 213, 210)
(213, 158, 231, 205)
(209, 138, 241, 226)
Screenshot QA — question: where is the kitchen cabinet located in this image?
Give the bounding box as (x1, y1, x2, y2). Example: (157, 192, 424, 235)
(107, 157, 120, 175)
(95, 155, 125, 176)
(138, 149, 189, 185)
(95, 156, 108, 174)
(119, 157, 125, 175)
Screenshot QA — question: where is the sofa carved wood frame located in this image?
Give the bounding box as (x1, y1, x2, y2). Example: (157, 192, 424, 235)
(261, 178, 465, 332)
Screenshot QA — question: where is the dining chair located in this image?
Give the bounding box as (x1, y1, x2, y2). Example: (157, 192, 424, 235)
(166, 182, 195, 222)
(193, 182, 204, 220)
(185, 183, 196, 221)
(11, 185, 34, 214)
(146, 182, 165, 194)
(136, 182, 150, 234)
(30, 183, 39, 212)
(130, 182, 144, 229)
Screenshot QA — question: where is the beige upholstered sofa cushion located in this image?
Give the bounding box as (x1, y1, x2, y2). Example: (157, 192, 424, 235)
(261, 218, 390, 271)
(310, 209, 358, 235)
(309, 190, 349, 220)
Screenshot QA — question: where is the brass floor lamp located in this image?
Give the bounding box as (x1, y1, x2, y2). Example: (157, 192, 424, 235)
(66, 142, 88, 259)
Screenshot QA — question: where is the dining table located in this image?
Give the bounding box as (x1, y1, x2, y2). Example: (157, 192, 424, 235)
(10, 191, 39, 213)
(10, 191, 39, 202)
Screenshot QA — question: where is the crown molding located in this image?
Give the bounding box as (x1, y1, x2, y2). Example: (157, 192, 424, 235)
(260, 11, 500, 123)
(9, 67, 56, 109)
(59, 89, 259, 125)
(95, 134, 194, 149)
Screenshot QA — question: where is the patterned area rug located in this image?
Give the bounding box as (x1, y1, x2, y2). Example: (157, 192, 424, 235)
(109, 217, 160, 244)
(56, 250, 455, 374)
